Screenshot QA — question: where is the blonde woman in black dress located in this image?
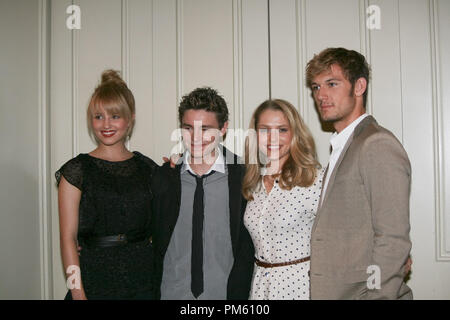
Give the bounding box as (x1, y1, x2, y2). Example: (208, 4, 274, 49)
(56, 70, 157, 299)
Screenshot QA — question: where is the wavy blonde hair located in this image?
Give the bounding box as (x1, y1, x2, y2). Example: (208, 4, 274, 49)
(242, 99, 320, 201)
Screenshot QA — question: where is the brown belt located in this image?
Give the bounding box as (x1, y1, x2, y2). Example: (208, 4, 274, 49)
(254, 256, 310, 268)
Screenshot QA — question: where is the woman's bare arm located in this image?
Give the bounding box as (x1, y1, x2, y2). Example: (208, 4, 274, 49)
(58, 176, 87, 300)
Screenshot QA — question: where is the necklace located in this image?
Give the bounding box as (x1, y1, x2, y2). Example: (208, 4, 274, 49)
(265, 173, 280, 179)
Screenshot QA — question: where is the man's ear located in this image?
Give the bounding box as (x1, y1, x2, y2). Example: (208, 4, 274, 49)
(354, 77, 367, 97)
(220, 121, 229, 137)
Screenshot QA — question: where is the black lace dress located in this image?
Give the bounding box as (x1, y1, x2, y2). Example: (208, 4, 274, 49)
(55, 151, 157, 299)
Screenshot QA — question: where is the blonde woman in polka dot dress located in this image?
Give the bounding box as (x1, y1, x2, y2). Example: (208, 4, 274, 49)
(242, 99, 323, 300)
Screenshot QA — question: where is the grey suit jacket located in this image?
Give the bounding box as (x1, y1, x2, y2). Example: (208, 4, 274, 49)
(310, 116, 413, 300)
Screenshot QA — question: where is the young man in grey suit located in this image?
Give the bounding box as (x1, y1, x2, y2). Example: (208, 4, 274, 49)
(306, 47, 413, 299)
(151, 87, 254, 300)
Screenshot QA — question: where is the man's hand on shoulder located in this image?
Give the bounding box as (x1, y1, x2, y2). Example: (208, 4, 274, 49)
(162, 153, 182, 168)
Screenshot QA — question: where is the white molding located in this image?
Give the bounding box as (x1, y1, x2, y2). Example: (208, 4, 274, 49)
(360, 0, 373, 115)
(295, 0, 307, 119)
(121, 0, 130, 85)
(395, 0, 405, 144)
(430, 0, 449, 261)
(150, 0, 155, 156)
(176, 0, 183, 105)
(232, 0, 244, 143)
(38, 0, 53, 299)
(71, 1, 79, 157)
(122, 0, 131, 150)
(267, 0, 272, 99)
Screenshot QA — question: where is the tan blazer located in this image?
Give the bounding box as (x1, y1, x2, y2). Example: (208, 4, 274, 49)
(310, 116, 413, 299)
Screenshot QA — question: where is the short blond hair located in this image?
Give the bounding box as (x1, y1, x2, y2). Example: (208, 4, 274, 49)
(87, 70, 135, 143)
(306, 47, 371, 107)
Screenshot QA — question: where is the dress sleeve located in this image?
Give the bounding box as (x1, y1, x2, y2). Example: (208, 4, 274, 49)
(55, 156, 83, 190)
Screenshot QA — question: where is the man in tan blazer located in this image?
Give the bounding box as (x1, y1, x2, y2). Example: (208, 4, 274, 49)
(306, 48, 413, 299)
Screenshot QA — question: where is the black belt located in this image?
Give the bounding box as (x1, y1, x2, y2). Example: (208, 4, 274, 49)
(82, 233, 152, 248)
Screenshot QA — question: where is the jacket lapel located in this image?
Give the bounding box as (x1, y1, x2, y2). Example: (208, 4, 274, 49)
(161, 163, 183, 254)
(313, 116, 376, 232)
(162, 146, 243, 258)
(316, 164, 329, 213)
(222, 146, 242, 258)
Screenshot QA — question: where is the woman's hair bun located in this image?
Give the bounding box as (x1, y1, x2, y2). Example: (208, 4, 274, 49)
(101, 69, 125, 86)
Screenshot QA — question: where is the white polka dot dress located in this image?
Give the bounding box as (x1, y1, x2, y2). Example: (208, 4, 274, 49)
(244, 168, 324, 300)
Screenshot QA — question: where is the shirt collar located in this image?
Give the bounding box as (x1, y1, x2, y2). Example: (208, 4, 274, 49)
(330, 113, 369, 151)
(181, 148, 226, 175)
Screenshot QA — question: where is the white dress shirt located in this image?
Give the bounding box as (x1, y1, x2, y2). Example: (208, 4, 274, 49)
(321, 113, 369, 205)
(181, 148, 226, 176)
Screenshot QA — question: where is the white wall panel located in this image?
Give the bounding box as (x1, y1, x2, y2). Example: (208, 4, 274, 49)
(269, 0, 363, 166)
(435, 0, 450, 261)
(0, 0, 43, 299)
(128, 0, 155, 158)
(50, 0, 73, 300)
(368, 0, 403, 141)
(181, 0, 235, 153)
(305, 0, 363, 166)
(269, 0, 299, 106)
(399, 0, 435, 298)
(399, 0, 450, 299)
(77, 0, 123, 154)
(151, 0, 179, 162)
(182, 0, 234, 98)
(241, 0, 270, 133)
